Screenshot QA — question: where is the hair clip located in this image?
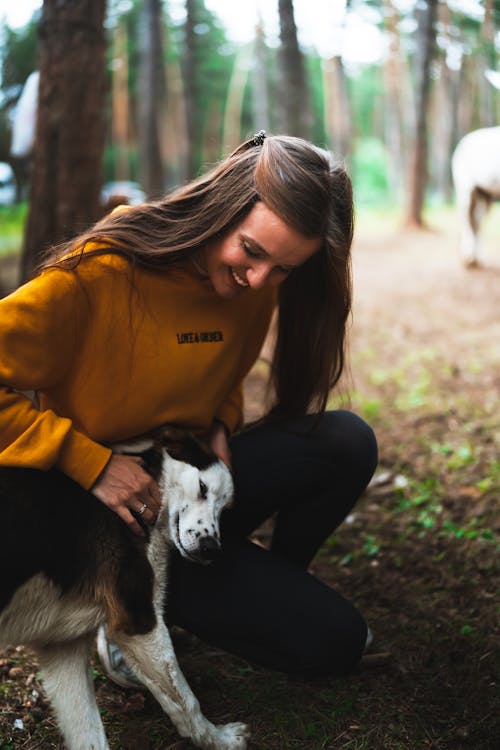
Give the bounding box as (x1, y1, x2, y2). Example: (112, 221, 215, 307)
(252, 130, 266, 147)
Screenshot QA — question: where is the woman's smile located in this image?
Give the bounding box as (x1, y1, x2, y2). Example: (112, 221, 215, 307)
(230, 267, 249, 288)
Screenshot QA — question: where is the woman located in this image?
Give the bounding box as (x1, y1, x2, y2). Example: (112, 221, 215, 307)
(0, 133, 377, 679)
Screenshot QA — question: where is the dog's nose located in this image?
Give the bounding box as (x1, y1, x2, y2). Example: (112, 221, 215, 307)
(198, 536, 221, 561)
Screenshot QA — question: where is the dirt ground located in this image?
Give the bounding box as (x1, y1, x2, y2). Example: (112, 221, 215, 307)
(0, 208, 499, 749)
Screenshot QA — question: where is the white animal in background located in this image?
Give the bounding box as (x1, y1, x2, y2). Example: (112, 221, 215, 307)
(10, 71, 39, 159)
(451, 126, 500, 267)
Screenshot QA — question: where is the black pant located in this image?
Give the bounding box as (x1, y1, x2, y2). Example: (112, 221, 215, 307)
(167, 410, 378, 677)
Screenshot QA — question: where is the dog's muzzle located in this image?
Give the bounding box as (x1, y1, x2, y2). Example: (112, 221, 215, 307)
(197, 535, 222, 562)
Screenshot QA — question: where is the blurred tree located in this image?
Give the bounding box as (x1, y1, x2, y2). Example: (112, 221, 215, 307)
(163, 23, 189, 188)
(139, 0, 167, 198)
(323, 55, 351, 160)
(479, 0, 496, 126)
(223, 43, 253, 153)
(253, 17, 270, 135)
(182, 0, 233, 176)
(111, 17, 131, 181)
(382, 0, 407, 198)
(183, 0, 198, 178)
(404, 0, 437, 227)
(277, 0, 312, 138)
(22, 0, 106, 279)
(429, 0, 460, 201)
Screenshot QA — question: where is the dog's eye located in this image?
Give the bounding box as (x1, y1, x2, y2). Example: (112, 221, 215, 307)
(199, 479, 208, 499)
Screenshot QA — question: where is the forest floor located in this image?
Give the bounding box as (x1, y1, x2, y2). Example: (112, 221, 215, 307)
(0, 206, 499, 749)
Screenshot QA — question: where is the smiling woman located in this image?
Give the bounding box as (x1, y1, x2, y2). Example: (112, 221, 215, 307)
(0, 133, 377, 685)
(200, 202, 320, 298)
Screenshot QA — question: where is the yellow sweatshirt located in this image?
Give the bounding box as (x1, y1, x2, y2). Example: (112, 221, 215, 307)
(0, 251, 275, 489)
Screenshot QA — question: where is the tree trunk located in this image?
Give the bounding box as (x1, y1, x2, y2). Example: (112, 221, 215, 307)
(323, 55, 351, 160)
(183, 0, 198, 179)
(403, 0, 437, 228)
(163, 34, 189, 188)
(253, 17, 270, 134)
(112, 19, 130, 181)
(223, 44, 252, 153)
(479, 0, 496, 127)
(139, 0, 167, 199)
(429, 0, 459, 201)
(383, 0, 406, 198)
(22, 0, 106, 280)
(278, 0, 311, 138)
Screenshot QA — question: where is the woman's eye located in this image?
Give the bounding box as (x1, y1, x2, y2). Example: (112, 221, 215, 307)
(242, 241, 259, 258)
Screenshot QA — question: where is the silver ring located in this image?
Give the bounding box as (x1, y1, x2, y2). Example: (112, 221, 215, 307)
(137, 503, 148, 516)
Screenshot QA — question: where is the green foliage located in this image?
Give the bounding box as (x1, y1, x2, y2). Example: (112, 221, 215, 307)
(0, 203, 27, 255)
(347, 66, 384, 141)
(0, 15, 39, 90)
(352, 138, 389, 205)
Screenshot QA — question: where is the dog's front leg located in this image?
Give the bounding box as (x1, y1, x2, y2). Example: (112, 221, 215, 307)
(115, 623, 250, 750)
(36, 636, 109, 750)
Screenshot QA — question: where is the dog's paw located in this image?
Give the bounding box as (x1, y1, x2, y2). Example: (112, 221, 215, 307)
(214, 721, 250, 749)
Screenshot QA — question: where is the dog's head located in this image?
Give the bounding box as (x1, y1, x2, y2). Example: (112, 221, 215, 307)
(157, 430, 233, 564)
(113, 428, 233, 564)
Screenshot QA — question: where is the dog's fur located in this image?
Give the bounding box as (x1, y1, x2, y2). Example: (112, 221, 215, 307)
(0, 428, 249, 750)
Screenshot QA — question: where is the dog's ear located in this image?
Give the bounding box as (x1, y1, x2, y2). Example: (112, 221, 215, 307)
(160, 425, 190, 442)
(158, 425, 190, 461)
(159, 427, 216, 470)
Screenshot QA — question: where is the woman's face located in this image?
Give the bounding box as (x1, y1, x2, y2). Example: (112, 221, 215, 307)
(200, 201, 321, 299)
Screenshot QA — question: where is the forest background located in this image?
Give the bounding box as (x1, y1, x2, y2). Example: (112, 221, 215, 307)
(0, 2, 499, 750)
(0, 0, 498, 257)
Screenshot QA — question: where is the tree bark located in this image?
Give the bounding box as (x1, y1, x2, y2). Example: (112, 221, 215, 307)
(278, 0, 311, 138)
(403, 0, 437, 228)
(323, 55, 351, 160)
(163, 32, 189, 188)
(223, 44, 252, 153)
(479, 0, 496, 127)
(183, 0, 198, 179)
(22, 0, 106, 279)
(139, 0, 167, 199)
(253, 17, 270, 134)
(382, 0, 406, 198)
(112, 19, 130, 181)
(429, 0, 459, 201)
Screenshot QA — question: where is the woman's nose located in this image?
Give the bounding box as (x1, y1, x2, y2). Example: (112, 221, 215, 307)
(247, 262, 273, 289)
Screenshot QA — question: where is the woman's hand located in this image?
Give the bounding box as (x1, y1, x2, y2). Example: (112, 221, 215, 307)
(91, 454, 162, 536)
(207, 420, 232, 470)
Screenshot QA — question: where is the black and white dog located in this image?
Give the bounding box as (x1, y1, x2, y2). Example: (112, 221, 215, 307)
(0, 428, 249, 750)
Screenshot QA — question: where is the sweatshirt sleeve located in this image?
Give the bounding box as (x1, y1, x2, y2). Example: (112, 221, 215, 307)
(0, 269, 112, 489)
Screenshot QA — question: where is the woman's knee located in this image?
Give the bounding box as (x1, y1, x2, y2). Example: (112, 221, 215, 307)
(321, 410, 378, 484)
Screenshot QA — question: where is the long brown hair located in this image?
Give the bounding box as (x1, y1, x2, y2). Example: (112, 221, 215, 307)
(41, 134, 354, 419)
